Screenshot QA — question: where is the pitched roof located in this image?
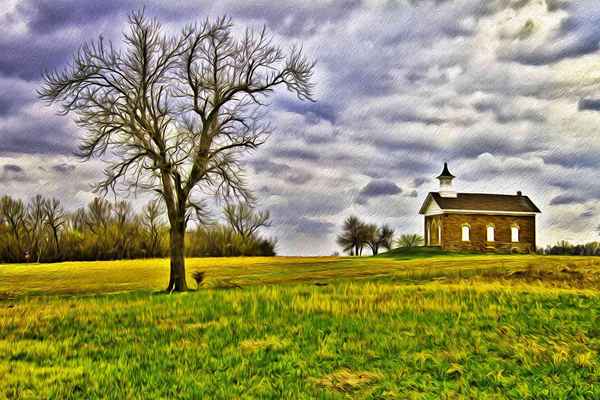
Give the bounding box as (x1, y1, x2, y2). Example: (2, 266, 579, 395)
(419, 192, 541, 214)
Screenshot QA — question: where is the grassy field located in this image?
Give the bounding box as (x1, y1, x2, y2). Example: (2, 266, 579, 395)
(1, 252, 599, 398)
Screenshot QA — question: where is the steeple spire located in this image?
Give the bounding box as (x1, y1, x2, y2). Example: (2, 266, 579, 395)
(437, 162, 457, 198)
(437, 162, 454, 179)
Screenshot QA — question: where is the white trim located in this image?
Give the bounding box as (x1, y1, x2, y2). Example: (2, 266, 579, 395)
(422, 198, 442, 215)
(425, 209, 537, 217)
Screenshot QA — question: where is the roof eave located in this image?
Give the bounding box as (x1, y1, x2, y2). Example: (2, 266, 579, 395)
(418, 192, 435, 214)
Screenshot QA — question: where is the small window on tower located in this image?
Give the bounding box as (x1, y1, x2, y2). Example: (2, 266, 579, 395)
(461, 224, 470, 241)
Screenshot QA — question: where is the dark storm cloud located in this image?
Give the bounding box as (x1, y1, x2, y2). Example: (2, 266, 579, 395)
(0, 1, 130, 80)
(550, 194, 588, 206)
(272, 148, 320, 162)
(0, 81, 34, 116)
(52, 163, 76, 174)
(0, 163, 29, 183)
(0, 115, 76, 156)
(251, 159, 313, 185)
(505, 2, 600, 66)
(359, 180, 402, 197)
(355, 179, 402, 204)
(413, 177, 429, 187)
(381, 110, 445, 126)
(359, 155, 433, 180)
(473, 99, 545, 124)
(369, 135, 440, 155)
(543, 151, 600, 169)
(276, 98, 337, 125)
(16, 0, 127, 34)
(227, 0, 362, 38)
(279, 216, 335, 235)
(578, 98, 600, 112)
(453, 134, 543, 159)
(3, 164, 23, 173)
(0, 34, 76, 81)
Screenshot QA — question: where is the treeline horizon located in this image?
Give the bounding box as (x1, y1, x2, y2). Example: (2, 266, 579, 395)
(0, 195, 276, 263)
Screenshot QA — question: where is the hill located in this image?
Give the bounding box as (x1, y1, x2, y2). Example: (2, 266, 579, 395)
(1, 255, 599, 398)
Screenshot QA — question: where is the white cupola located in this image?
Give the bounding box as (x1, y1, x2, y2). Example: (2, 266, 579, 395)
(437, 162, 457, 198)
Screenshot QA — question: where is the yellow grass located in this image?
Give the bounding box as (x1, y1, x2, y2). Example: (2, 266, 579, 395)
(1, 254, 599, 298)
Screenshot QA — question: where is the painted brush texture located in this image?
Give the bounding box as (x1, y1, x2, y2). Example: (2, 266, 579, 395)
(1, 1, 600, 254)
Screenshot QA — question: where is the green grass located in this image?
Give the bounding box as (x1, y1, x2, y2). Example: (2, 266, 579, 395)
(1, 254, 600, 399)
(377, 246, 469, 259)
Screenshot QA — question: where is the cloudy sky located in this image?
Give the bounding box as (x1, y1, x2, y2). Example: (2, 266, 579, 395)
(2, 0, 600, 255)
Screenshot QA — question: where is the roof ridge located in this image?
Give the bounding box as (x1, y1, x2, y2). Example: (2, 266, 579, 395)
(430, 191, 527, 197)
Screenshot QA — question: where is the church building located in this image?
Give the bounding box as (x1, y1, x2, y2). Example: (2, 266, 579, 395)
(419, 163, 541, 253)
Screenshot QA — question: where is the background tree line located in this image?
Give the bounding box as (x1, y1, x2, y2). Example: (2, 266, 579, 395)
(336, 215, 425, 256)
(0, 195, 275, 263)
(539, 241, 600, 256)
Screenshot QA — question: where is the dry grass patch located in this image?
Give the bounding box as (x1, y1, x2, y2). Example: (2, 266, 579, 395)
(313, 369, 383, 393)
(185, 317, 230, 331)
(239, 335, 290, 353)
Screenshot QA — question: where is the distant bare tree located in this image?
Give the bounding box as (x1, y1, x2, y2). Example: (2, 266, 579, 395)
(44, 198, 65, 258)
(113, 200, 134, 258)
(364, 224, 380, 255)
(142, 199, 165, 257)
(71, 208, 88, 232)
(85, 198, 112, 234)
(40, 11, 314, 291)
(223, 202, 271, 239)
(0, 196, 26, 259)
(25, 195, 48, 263)
(337, 216, 369, 256)
(364, 224, 395, 255)
(379, 224, 395, 251)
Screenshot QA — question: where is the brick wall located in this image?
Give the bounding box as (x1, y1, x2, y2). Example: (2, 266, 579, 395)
(425, 213, 536, 253)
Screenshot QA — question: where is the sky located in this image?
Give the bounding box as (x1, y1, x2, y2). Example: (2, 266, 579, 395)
(1, 0, 600, 255)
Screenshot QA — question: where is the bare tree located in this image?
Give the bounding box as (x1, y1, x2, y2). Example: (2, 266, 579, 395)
(379, 224, 394, 252)
(71, 208, 88, 232)
(39, 11, 314, 291)
(113, 200, 134, 258)
(363, 224, 394, 255)
(44, 198, 65, 258)
(223, 202, 271, 239)
(337, 216, 368, 256)
(0, 196, 26, 260)
(142, 199, 165, 257)
(364, 224, 380, 255)
(85, 198, 112, 234)
(25, 195, 48, 263)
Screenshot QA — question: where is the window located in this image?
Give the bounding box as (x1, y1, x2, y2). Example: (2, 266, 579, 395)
(511, 225, 519, 242)
(487, 224, 495, 242)
(461, 224, 470, 241)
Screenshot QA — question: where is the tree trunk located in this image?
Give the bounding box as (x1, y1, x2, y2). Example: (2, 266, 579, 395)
(166, 219, 188, 292)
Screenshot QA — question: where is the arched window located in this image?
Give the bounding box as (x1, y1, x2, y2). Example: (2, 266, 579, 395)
(461, 223, 470, 241)
(486, 224, 495, 242)
(511, 224, 519, 242)
(426, 221, 431, 245)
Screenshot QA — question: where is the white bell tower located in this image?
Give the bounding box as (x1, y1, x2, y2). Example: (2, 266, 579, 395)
(437, 162, 457, 198)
